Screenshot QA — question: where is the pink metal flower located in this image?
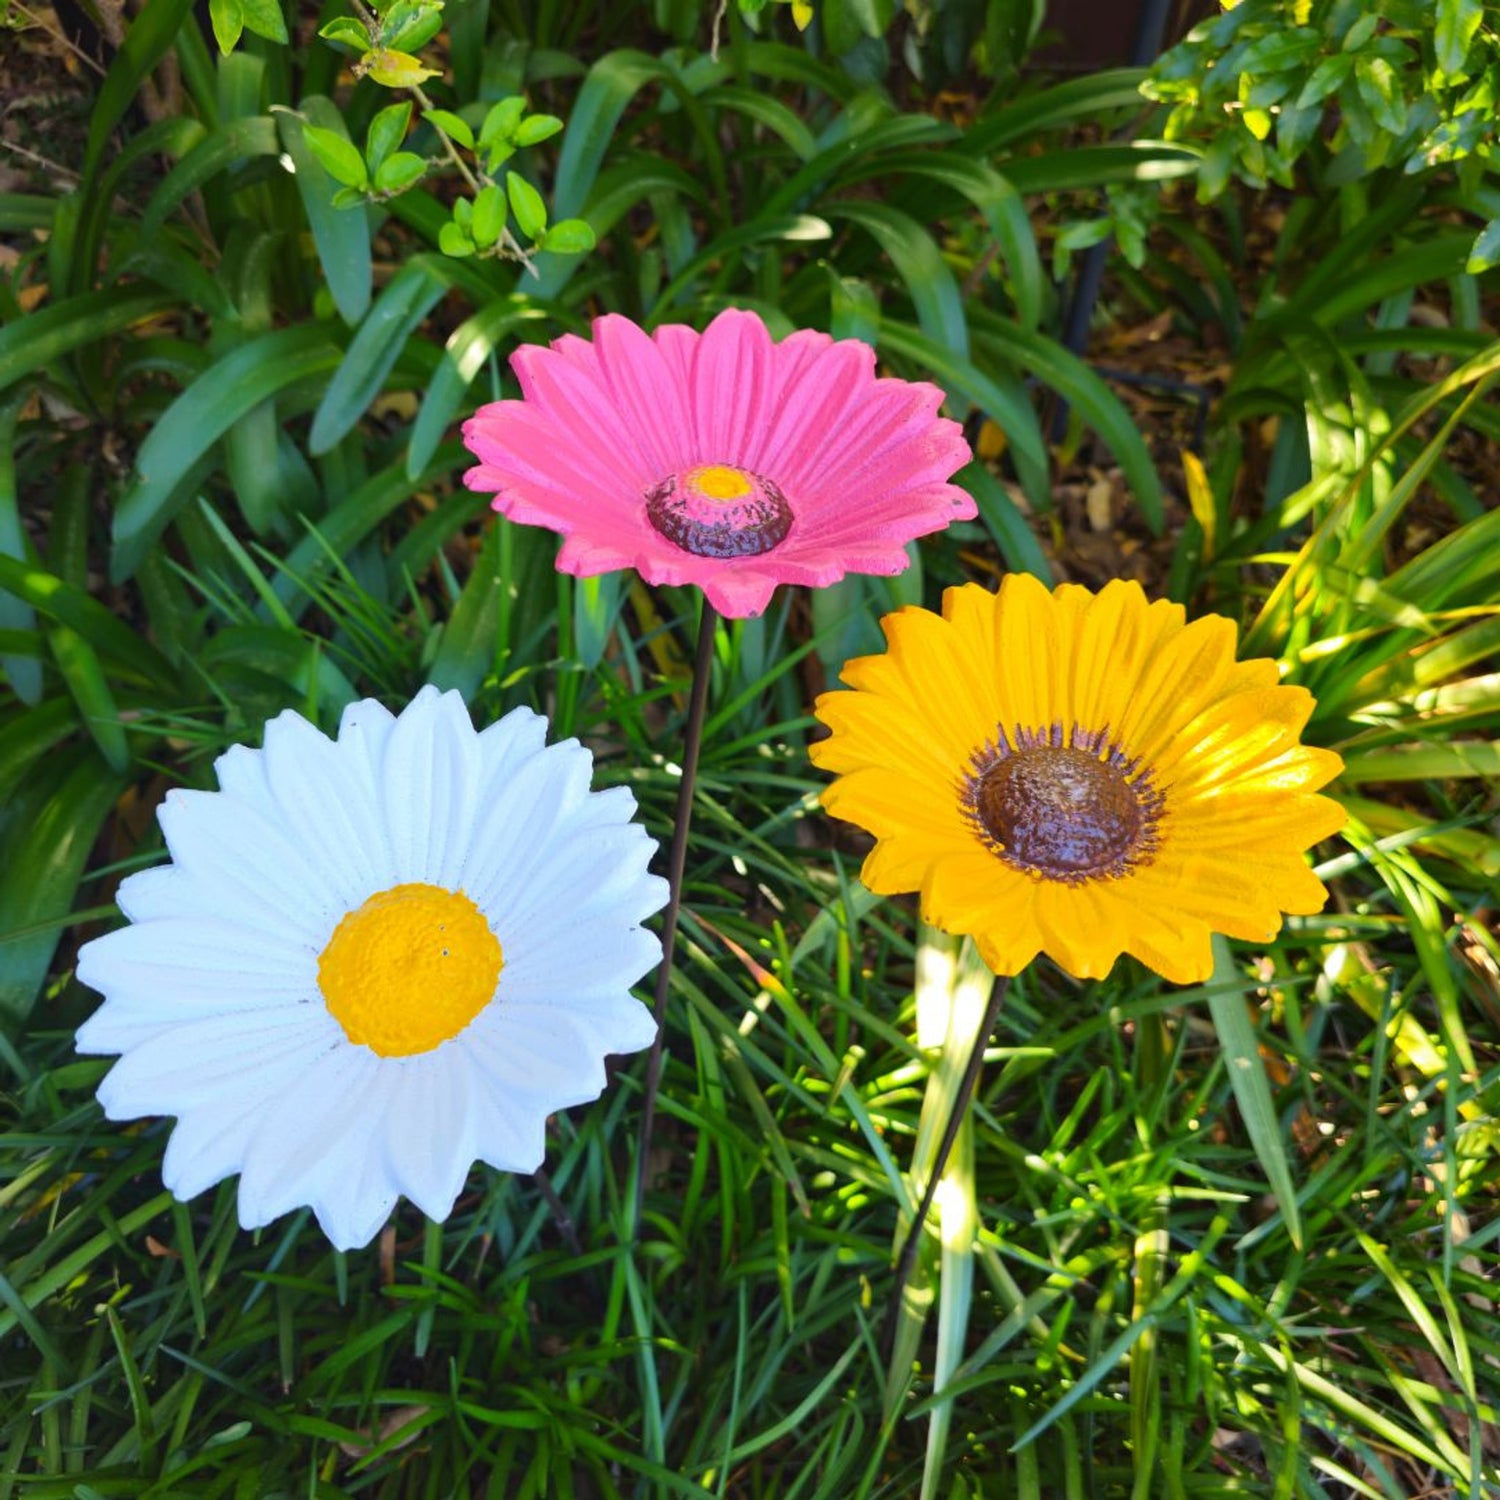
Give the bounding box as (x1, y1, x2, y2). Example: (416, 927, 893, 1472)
(461, 309, 976, 618)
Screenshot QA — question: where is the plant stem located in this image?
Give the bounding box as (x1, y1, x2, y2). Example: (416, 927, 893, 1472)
(632, 600, 718, 1234)
(531, 1166, 582, 1257)
(884, 973, 1010, 1356)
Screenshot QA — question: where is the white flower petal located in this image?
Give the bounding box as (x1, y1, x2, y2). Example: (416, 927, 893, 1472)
(474, 704, 549, 775)
(310, 1182, 400, 1253)
(156, 788, 341, 943)
(495, 984, 657, 1057)
(469, 1079, 548, 1174)
(93, 1007, 335, 1119)
(563, 782, 642, 833)
(457, 740, 600, 912)
(162, 1096, 279, 1201)
(261, 708, 397, 902)
(380, 689, 481, 888)
(113, 866, 299, 952)
(210, 740, 274, 809)
(236, 1044, 390, 1241)
(463, 1007, 611, 1115)
(76, 918, 319, 1053)
(381, 1056, 475, 1222)
(487, 825, 666, 941)
(336, 695, 397, 764)
(503, 924, 663, 1000)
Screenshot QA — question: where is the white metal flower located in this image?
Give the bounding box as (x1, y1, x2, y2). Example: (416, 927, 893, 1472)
(75, 686, 666, 1250)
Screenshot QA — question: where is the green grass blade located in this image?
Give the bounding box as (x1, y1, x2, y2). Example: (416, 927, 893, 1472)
(276, 100, 372, 326)
(1205, 935, 1303, 1250)
(829, 201, 968, 358)
(141, 115, 279, 237)
(0, 746, 127, 1034)
(971, 311, 1165, 532)
(0, 555, 175, 688)
(0, 288, 176, 395)
(0, 400, 41, 703)
(309, 257, 451, 455)
(110, 324, 342, 581)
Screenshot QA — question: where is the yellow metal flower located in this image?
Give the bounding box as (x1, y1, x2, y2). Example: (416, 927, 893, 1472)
(811, 575, 1346, 984)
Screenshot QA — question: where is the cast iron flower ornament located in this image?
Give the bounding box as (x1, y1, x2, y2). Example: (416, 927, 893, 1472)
(812, 572, 1347, 1324)
(76, 688, 667, 1250)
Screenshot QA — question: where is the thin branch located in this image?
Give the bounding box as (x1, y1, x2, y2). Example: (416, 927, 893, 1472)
(9, 0, 108, 77)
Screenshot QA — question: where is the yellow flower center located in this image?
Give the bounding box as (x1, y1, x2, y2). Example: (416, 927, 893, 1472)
(688, 464, 753, 500)
(318, 883, 502, 1057)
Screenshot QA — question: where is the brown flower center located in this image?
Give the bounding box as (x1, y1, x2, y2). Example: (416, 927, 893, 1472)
(964, 728, 1161, 883)
(644, 464, 792, 558)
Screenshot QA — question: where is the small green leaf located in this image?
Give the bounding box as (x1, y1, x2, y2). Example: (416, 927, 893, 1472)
(1436, 0, 1482, 75)
(484, 140, 516, 172)
(479, 96, 525, 147)
(425, 108, 474, 149)
(1355, 56, 1405, 135)
(365, 101, 412, 175)
(240, 0, 287, 43)
(506, 171, 546, 240)
(1465, 214, 1500, 273)
(1294, 52, 1352, 109)
(373, 151, 427, 194)
(330, 185, 366, 209)
(514, 113, 563, 147)
(365, 47, 438, 87)
(471, 183, 506, 247)
(385, 7, 443, 52)
(319, 16, 372, 50)
(1341, 11, 1378, 51)
(208, 0, 244, 53)
(539, 217, 596, 254)
(438, 221, 475, 257)
(302, 123, 369, 189)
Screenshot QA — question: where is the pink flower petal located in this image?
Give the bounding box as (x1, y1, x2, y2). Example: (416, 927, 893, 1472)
(591, 315, 695, 477)
(690, 309, 777, 468)
(510, 341, 656, 484)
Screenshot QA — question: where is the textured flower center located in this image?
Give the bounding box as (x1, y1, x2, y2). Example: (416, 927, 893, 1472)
(644, 464, 792, 558)
(963, 727, 1162, 883)
(318, 883, 502, 1057)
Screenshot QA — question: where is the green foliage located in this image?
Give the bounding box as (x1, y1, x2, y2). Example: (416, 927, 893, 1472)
(1146, 0, 1500, 268)
(207, 0, 287, 54)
